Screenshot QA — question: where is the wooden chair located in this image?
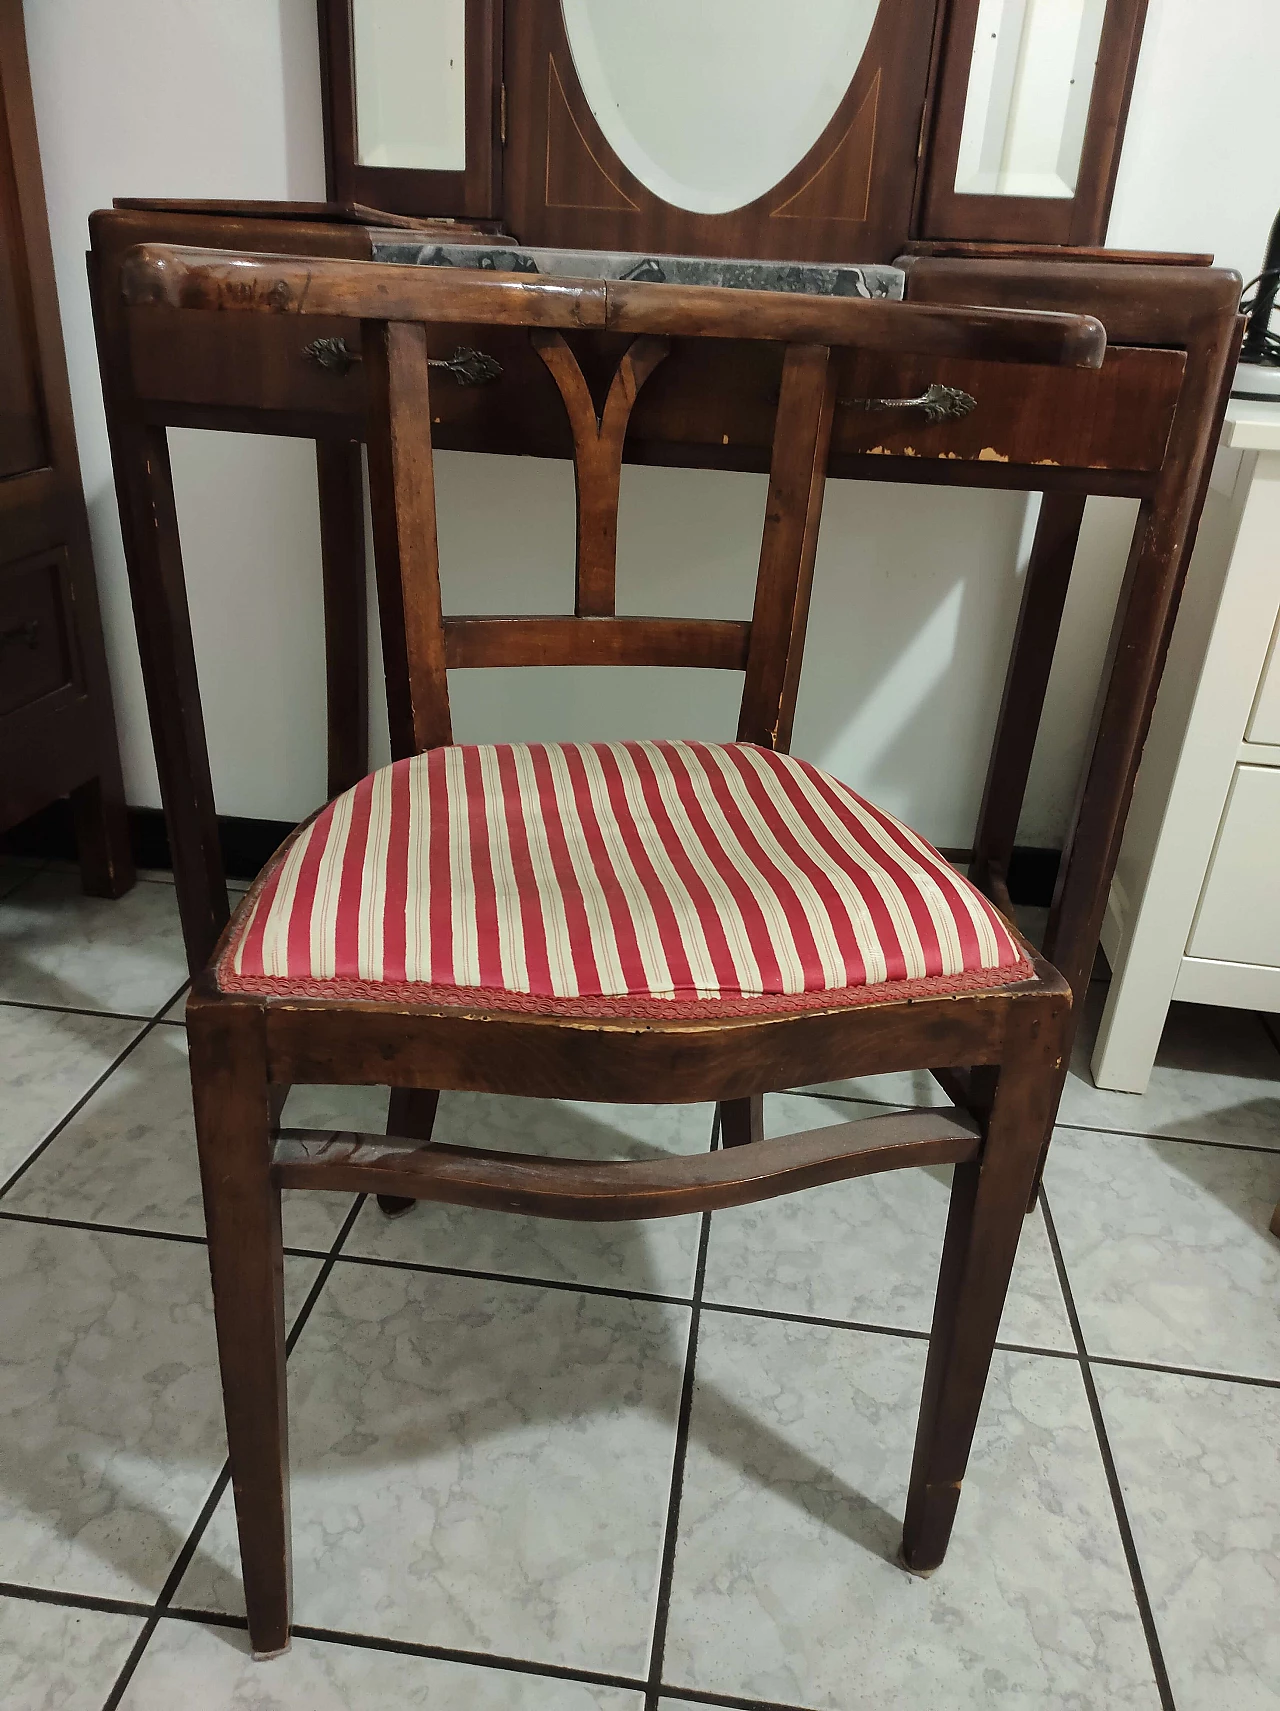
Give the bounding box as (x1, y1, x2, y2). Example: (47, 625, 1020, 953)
(121, 244, 1101, 1658)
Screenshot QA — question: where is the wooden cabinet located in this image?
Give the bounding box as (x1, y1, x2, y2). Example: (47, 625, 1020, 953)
(0, 0, 131, 892)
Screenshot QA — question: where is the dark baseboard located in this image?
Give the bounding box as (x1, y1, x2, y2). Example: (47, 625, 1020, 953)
(2, 800, 294, 883)
(6, 802, 1066, 907)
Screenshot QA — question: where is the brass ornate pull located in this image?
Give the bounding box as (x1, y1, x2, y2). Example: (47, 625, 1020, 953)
(303, 337, 502, 386)
(0, 619, 39, 654)
(840, 382, 977, 424)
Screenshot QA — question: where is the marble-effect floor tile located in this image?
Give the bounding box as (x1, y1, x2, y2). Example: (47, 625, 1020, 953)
(1045, 1128, 1280, 1378)
(344, 1092, 714, 1295)
(120, 1619, 643, 1710)
(664, 1314, 1160, 1710)
(5, 1027, 357, 1253)
(0, 1004, 143, 1185)
(1062, 989, 1280, 1149)
(0, 868, 189, 1017)
(0, 1594, 145, 1711)
(703, 1094, 1073, 1351)
(0, 1218, 319, 1602)
(1095, 1365, 1280, 1711)
(177, 1263, 688, 1677)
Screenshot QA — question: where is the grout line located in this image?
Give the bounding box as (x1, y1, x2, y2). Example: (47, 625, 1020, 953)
(328, 1244, 696, 1311)
(1039, 1187, 1177, 1711)
(100, 1194, 369, 1710)
(1054, 1119, 1280, 1158)
(643, 1107, 717, 1711)
(0, 1205, 336, 1265)
(0, 996, 158, 1024)
(1088, 1352, 1280, 1392)
(658, 1687, 817, 1711)
(0, 1018, 161, 1200)
(0, 1580, 153, 1622)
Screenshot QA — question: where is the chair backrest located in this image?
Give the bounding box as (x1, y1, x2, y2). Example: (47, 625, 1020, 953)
(122, 246, 1105, 761)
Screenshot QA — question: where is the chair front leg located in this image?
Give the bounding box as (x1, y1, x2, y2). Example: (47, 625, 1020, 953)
(188, 998, 291, 1657)
(901, 1004, 1065, 1574)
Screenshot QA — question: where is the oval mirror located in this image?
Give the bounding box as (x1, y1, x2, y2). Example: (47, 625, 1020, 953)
(559, 0, 883, 216)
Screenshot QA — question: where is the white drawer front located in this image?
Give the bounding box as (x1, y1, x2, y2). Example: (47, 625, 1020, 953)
(1247, 613, 1280, 745)
(1188, 766, 1280, 965)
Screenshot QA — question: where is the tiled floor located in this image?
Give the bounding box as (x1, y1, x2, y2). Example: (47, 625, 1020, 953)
(0, 861, 1277, 1710)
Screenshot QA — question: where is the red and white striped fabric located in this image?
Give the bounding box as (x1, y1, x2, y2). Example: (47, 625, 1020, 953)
(218, 740, 1032, 1016)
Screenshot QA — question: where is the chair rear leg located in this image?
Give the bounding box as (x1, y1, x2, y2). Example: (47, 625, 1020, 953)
(188, 999, 291, 1657)
(378, 1088, 440, 1217)
(718, 1096, 764, 1147)
(901, 1003, 1065, 1574)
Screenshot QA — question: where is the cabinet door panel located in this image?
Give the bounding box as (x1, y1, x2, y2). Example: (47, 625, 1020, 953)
(1188, 766, 1280, 966)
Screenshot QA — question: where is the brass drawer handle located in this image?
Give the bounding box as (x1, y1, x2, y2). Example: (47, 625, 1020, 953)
(0, 619, 40, 654)
(840, 382, 977, 424)
(303, 337, 502, 386)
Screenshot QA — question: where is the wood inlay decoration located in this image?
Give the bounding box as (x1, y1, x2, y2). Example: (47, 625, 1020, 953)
(772, 72, 880, 225)
(545, 55, 638, 214)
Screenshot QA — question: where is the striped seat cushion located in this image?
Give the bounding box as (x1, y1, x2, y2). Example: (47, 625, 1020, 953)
(218, 740, 1032, 1016)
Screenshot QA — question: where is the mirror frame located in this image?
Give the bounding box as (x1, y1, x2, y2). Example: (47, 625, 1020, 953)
(917, 0, 1150, 247)
(319, 0, 503, 219)
(316, 0, 1150, 255)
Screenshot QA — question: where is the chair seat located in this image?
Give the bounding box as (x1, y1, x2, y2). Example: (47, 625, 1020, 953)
(218, 740, 1033, 1017)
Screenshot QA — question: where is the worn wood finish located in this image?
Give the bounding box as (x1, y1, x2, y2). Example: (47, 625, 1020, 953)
(902, 1004, 1062, 1571)
(315, 439, 368, 797)
(188, 997, 291, 1658)
(719, 1096, 765, 1150)
(532, 330, 669, 615)
(0, 1, 132, 893)
(118, 245, 1107, 369)
(738, 344, 835, 751)
(970, 494, 1088, 909)
(274, 1106, 981, 1215)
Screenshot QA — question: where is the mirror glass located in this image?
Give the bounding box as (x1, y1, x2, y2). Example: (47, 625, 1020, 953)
(560, 0, 882, 215)
(954, 0, 1106, 199)
(353, 0, 467, 172)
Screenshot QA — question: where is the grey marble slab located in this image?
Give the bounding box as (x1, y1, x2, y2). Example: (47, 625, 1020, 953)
(1044, 1127, 1280, 1378)
(0, 868, 190, 1017)
(703, 1093, 1073, 1351)
(4, 1026, 357, 1254)
(0, 1218, 318, 1600)
(0, 1593, 144, 1711)
(1060, 987, 1280, 1148)
(1094, 1364, 1280, 1711)
(343, 1092, 715, 1296)
(371, 240, 905, 301)
(120, 1619, 644, 1710)
(663, 1315, 1160, 1710)
(0, 1004, 143, 1185)
(176, 1263, 688, 1677)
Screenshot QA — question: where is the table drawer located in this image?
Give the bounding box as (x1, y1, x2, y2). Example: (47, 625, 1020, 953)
(127, 304, 1186, 477)
(0, 549, 76, 720)
(1188, 765, 1280, 965)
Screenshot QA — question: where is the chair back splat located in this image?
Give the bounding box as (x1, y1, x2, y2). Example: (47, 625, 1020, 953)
(120, 243, 1106, 765)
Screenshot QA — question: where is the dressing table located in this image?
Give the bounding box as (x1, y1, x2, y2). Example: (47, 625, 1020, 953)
(89, 0, 1243, 1181)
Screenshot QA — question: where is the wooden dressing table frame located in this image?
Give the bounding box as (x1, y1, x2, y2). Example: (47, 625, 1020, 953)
(87, 203, 1242, 1180)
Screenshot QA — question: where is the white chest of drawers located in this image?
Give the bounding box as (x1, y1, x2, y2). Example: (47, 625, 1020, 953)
(1092, 397, 1280, 1092)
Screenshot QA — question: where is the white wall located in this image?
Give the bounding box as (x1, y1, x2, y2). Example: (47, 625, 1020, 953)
(22, 0, 1280, 845)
